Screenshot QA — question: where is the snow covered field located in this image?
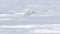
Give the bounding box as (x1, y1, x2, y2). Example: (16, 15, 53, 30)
(0, 0, 60, 34)
(0, 24, 60, 34)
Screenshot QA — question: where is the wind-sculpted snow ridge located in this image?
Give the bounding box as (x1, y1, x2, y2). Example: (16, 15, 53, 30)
(0, 24, 60, 34)
(0, 8, 60, 17)
(0, 8, 60, 21)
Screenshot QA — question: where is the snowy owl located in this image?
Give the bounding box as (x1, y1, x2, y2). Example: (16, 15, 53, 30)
(24, 9, 36, 16)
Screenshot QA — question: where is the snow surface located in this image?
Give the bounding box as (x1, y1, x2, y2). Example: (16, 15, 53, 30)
(0, 24, 60, 34)
(0, 0, 60, 34)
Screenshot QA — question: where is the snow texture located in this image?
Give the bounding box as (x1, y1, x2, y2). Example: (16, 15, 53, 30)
(0, 0, 60, 34)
